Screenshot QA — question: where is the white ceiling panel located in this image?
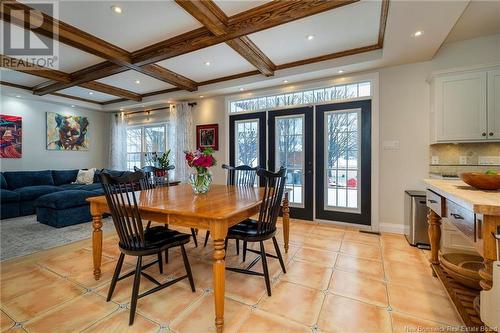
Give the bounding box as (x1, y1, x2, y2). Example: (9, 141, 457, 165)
(56, 43, 103, 73)
(58, 86, 115, 102)
(0, 69, 47, 87)
(36, 1, 202, 52)
(96, 70, 175, 94)
(248, 1, 381, 65)
(214, 0, 272, 16)
(155, 43, 255, 82)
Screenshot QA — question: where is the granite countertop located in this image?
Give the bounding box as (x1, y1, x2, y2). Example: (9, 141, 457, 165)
(423, 179, 500, 216)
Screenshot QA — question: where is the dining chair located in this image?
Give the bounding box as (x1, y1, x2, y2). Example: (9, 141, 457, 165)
(135, 165, 198, 248)
(100, 171, 195, 325)
(203, 164, 260, 251)
(225, 167, 287, 296)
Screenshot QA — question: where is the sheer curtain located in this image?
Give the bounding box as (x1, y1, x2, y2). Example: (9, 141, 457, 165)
(169, 102, 194, 182)
(108, 112, 127, 170)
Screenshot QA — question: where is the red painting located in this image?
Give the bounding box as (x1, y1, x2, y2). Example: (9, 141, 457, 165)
(196, 124, 219, 151)
(0, 115, 22, 158)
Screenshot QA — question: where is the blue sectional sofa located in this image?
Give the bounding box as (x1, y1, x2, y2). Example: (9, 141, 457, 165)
(0, 169, 128, 227)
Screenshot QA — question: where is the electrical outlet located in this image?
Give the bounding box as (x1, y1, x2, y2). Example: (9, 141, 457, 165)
(431, 156, 439, 165)
(459, 156, 467, 165)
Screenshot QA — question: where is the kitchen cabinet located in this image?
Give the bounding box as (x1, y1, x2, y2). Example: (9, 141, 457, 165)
(431, 67, 500, 142)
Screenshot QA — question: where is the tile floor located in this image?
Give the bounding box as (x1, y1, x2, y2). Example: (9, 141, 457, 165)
(0, 218, 464, 333)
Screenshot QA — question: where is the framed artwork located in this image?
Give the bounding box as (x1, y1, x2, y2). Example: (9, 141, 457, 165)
(196, 124, 218, 151)
(0, 115, 22, 158)
(46, 112, 89, 151)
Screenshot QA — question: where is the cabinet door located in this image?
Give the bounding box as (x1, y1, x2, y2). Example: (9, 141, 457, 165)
(488, 69, 500, 140)
(435, 72, 487, 141)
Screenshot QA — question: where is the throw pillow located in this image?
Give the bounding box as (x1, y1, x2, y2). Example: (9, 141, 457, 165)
(74, 168, 96, 185)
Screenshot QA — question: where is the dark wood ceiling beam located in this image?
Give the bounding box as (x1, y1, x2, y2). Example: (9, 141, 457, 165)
(135, 64, 197, 91)
(78, 81, 142, 102)
(133, 0, 358, 66)
(174, 0, 275, 76)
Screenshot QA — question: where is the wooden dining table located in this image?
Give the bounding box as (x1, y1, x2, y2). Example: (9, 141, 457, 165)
(87, 184, 290, 332)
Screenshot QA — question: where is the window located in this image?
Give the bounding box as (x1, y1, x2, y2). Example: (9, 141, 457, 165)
(126, 124, 168, 170)
(235, 120, 259, 167)
(229, 81, 371, 113)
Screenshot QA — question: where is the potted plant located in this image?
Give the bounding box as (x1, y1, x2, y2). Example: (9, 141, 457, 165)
(145, 150, 171, 176)
(184, 148, 216, 194)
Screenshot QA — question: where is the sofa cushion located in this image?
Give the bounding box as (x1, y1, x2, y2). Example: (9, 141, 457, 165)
(13, 185, 63, 201)
(74, 183, 103, 192)
(1, 189, 20, 203)
(58, 184, 83, 190)
(35, 190, 99, 210)
(3, 170, 54, 189)
(52, 170, 79, 186)
(0, 173, 7, 189)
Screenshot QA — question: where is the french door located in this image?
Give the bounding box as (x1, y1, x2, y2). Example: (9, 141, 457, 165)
(315, 100, 371, 225)
(269, 107, 314, 220)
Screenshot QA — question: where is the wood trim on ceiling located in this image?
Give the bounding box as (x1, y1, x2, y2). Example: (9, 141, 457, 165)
(1, 55, 142, 101)
(0, 80, 104, 105)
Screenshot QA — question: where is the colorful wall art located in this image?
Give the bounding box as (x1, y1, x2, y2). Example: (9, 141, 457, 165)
(0, 115, 22, 158)
(46, 112, 89, 151)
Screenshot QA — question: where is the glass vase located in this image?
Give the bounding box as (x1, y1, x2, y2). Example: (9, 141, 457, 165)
(189, 171, 212, 194)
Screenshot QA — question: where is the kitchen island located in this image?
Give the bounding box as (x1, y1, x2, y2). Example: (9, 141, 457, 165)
(424, 179, 500, 330)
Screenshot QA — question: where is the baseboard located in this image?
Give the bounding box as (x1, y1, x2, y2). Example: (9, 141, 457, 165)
(379, 223, 405, 234)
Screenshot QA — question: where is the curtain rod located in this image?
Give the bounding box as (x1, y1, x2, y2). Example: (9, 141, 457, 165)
(115, 102, 197, 117)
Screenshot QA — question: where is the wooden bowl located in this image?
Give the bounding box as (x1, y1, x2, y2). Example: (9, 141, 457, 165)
(440, 253, 483, 290)
(459, 172, 500, 190)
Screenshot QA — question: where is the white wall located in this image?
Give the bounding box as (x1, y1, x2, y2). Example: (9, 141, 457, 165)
(0, 96, 109, 171)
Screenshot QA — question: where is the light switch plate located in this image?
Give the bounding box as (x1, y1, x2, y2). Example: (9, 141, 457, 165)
(459, 156, 467, 165)
(431, 156, 439, 165)
(479, 156, 500, 165)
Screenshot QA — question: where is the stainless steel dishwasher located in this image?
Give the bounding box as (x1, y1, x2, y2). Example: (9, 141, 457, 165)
(404, 190, 430, 249)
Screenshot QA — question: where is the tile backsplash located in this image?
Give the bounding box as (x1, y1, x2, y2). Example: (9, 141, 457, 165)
(429, 143, 500, 175)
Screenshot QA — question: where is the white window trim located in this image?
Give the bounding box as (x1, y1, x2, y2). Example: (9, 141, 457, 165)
(126, 122, 169, 170)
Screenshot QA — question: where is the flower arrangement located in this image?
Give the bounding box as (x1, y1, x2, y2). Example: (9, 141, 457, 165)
(184, 148, 216, 194)
(145, 150, 171, 169)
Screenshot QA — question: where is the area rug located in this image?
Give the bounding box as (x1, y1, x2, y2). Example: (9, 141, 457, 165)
(0, 215, 114, 261)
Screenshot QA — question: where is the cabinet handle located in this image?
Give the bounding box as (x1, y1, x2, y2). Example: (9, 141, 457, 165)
(482, 132, 487, 137)
(477, 219, 482, 240)
(489, 132, 494, 136)
(428, 199, 437, 203)
(450, 213, 464, 220)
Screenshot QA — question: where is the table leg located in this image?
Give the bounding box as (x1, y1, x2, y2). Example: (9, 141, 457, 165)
(427, 208, 441, 266)
(282, 192, 290, 253)
(210, 222, 228, 333)
(92, 213, 103, 280)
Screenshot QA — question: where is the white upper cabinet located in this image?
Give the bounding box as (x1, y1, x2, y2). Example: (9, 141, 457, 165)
(488, 69, 500, 140)
(434, 71, 487, 142)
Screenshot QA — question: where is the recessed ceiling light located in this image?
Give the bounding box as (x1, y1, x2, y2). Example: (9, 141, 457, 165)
(88, 92, 93, 95)
(307, 35, 314, 41)
(283, 80, 289, 83)
(204, 61, 211, 66)
(199, 95, 204, 98)
(239, 88, 244, 91)
(338, 70, 344, 74)
(119, 108, 124, 111)
(71, 105, 75, 108)
(135, 80, 140, 84)
(413, 30, 423, 37)
(15, 95, 21, 98)
(111, 5, 122, 14)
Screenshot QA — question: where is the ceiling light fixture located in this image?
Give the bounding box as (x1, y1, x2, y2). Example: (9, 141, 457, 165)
(119, 108, 124, 111)
(239, 88, 244, 91)
(71, 105, 75, 108)
(111, 5, 122, 14)
(338, 70, 344, 74)
(204, 61, 211, 66)
(15, 95, 21, 98)
(199, 95, 204, 98)
(307, 35, 314, 41)
(413, 30, 423, 37)
(283, 80, 288, 83)
(135, 80, 140, 84)
(88, 92, 93, 95)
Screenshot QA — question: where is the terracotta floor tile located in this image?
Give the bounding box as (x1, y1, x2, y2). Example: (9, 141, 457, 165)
(303, 234, 342, 252)
(258, 280, 324, 326)
(335, 254, 385, 280)
(387, 283, 463, 326)
(328, 269, 388, 307)
(225, 271, 267, 305)
(309, 225, 345, 240)
(340, 240, 382, 260)
(343, 231, 380, 245)
(95, 274, 158, 305)
(317, 294, 392, 333)
(136, 284, 203, 324)
(380, 234, 411, 251)
(23, 293, 118, 333)
(169, 294, 251, 333)
(384, 261, 446, 296)
(235, 309, 311, 333)
(391, 312, 454, 333)
(294, 246, 338, 267)
(282, 260, 332, 290)
(39, 248, 114, 277)
(81, 309, 160, 333)
(382, 247, 427, 265)
(1, 311, 15, 332)
(2, 279, 86, 322)
(0, 266, 61, 302)
(69, 260, 135, 289)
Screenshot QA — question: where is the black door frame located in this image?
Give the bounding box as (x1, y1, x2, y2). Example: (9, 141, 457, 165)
(268, 106, 314, 220)
(229, 112, 267, 186)
(315, 100, 372, 225)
